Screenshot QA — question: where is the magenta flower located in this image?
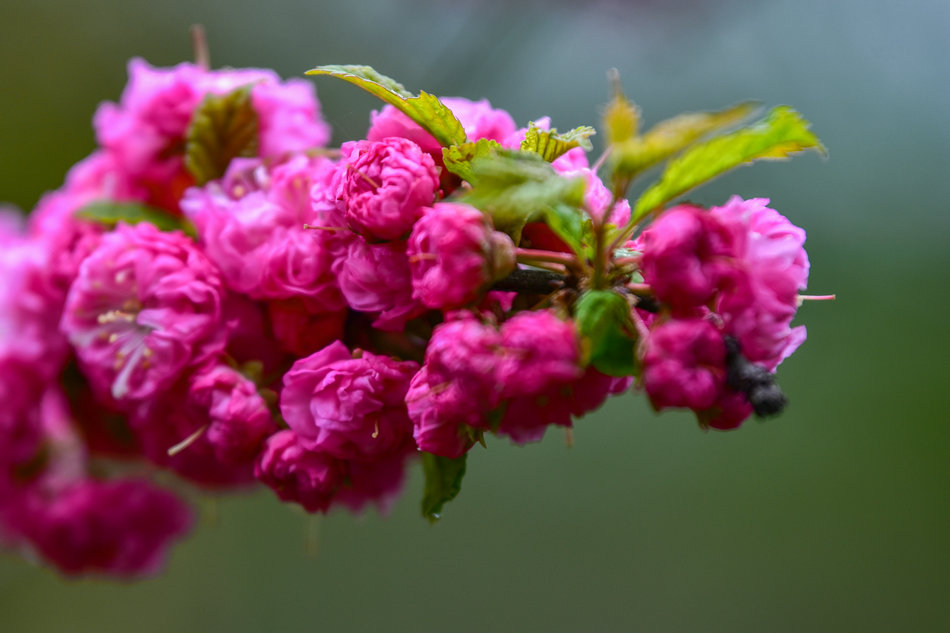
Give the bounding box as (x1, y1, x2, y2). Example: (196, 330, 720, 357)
(641, 318, 727, 411)
(335, 449, 415, 515)
(267, 298, 346, 357)
(255, 430, 345, 513)
(497, 310, 583, 398)
(336, 238, 425, 331)
(13, 478, 192, 577)
(187, 364, 276, 464)
(711, 197, 809, 370)
(61, 223, 227, 404)
(640, 204, 736, 314)
(408, 202, 516, 309)
(337, 137, 440, 240)
(281, 341, 419, 460)
(406, 367, 479, 458)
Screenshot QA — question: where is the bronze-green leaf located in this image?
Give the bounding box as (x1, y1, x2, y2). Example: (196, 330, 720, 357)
(307, 65, 466, 147)
(76, 201, 189, 233)
(421, 452, 467, 523)
(185, 85, 260, 186)
(442, 138, 502, 182)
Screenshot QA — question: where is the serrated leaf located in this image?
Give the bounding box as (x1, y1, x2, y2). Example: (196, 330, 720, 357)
(460, 150, 587, 240)
(542, 203, 593, 258)
(421, 452, 467, 524)
(185, 86, 260, 186)
(307, 65, 466, 147)
(614, 101, 759, 175)
(574, 290, 637, 377)
(76, 201, 188, 233)
(633, 106, 825, 221)
(442, 139, 502, 182)
(521, 123, 596, 162)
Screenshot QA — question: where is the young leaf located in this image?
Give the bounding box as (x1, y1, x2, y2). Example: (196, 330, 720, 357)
(421, 452, 467, 523)
(574, 289, 637, 377)
(542, 203, 593, 259)
(185, 85, 260, 186)
(603, 72, 640, 145)
(442, 138, 502, 182)
(460, 150, 587, 240)
(633, 106, 825, 220)
(521, 123, 596, 162)
(307, 65, 466, 147)
(613, 101, 759, 175)
(76, 201, 188, 233)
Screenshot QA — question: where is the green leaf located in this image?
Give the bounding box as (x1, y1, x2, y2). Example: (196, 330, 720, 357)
(460, 150, 587, 240)
(542, 203, 593, 259)
(76, 201, 188, 233)
(421, 452, 467, 524)
(442, 138, 502, 182)
(520, 123, 596, 162)
(613, 101, 759, 175)
(574, 290, 637, 377)
(633, 106, 825, 221)
(307, 65, 466, 147)
(185, 85, 260, 186)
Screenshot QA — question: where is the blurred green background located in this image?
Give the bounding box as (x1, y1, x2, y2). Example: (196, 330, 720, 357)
(2, 0, 948, 631)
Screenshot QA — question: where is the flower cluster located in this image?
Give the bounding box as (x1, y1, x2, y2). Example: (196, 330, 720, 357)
(0, 58, 824, 578)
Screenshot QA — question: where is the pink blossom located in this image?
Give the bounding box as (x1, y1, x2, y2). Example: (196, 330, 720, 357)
(181, 156, 344, 309)
(368, 97, 517, 155)
(14, 478, 192, 577)
(641, 318, 726, 411)
(700, 390, 753, 431)
(639, 204, 736, 314)
(255, 430, 344, 513)
(711, 197, 809, 370)
(94, 58, 330, 208)
(335, 449, 415, 515)
(336, 238, 424, 330)
(406, 315, 502, 457)
(187, 364, 276, 464)
(281, 341, 418, 460)
(337, 137, 440, 240)
(497, 310, 582, 398)
(408, 202, 516, 309)
(61, 223, 227, 404)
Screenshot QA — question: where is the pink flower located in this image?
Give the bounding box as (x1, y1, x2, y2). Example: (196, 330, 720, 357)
(61, 223, 227, 404)
(368, 97, 517, 155)
(406, 314, 502, 457)
(337, 138, 440, 240)
(408, 202, 516, 309)
(187, 364, 276, 464)
(181, 156, 344, 310)
(711, 197, 809, 370)
(335, 450, 415, 515)
(641, 318, 726, 411)
(13, 478, 192, 577)
(267, 298, 346, 357)
(255, 430, 344, 513)
(281, 341, 418, 460)
(639, 204, 737, 314)
(94, 58, 331, 209)
(336, 238, 424, 331)
(497, 310, 582, 398)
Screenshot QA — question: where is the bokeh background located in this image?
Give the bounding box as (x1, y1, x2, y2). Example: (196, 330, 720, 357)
(1, 0, 948, 631)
